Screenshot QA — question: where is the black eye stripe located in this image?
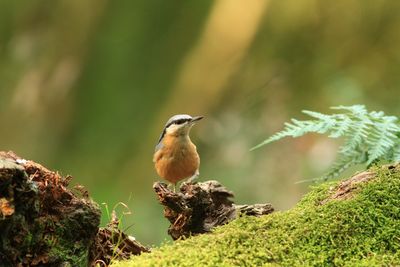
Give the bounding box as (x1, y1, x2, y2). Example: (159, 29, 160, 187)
(168, 118, 189, 125)
(164, 117, 191, 129)
(176, 119, 186, 124)
(156, 117, 191, 150)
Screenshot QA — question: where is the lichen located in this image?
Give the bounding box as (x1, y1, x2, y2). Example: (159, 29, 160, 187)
(112, 165, 400, 266)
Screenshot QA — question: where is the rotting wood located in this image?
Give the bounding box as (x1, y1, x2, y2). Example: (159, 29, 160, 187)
(0, 151, 149, 266)
(90, 211, 150, 266)
(153, 180, 274, 240)
(0, 151, 100, 266)
(320, 163, 400, 205)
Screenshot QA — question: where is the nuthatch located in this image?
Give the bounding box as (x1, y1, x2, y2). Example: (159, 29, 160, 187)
(153, 114, 203, 190)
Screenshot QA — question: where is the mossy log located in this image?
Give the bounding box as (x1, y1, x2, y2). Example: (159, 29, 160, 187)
(0, 151, 148, 266)
(114, 164, 400, 266)
(153, 181, 274, 240)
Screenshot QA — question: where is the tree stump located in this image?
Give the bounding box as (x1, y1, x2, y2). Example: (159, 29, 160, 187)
(153, 180, 274, 240)
(0, 151, 149, 266)
(0, 151, 101, 266)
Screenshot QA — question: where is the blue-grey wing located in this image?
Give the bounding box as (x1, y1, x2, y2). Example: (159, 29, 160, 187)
(155, 129, 166, 152)
(155, 141, 164, 152)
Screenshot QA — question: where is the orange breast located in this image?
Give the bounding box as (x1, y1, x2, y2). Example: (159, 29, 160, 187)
(153, 136, 200, 184)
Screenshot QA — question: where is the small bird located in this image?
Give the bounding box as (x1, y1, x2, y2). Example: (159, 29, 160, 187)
(153, 114, 203, 191)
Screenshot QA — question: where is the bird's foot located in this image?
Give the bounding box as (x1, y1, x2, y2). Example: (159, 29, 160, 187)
(185, 172, 199, 185)
(166, 183, 177, 193)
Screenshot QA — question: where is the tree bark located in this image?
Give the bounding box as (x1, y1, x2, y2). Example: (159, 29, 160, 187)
(153, 180, 274, 240)
(0, 151, 148, 266)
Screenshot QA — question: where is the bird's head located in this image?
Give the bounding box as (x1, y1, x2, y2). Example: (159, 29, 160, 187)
(155, 114, 203, 151)
(164, 114, 203, 136)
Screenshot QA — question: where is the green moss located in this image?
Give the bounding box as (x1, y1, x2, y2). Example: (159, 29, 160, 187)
(47, 240, 88, 267)
(45, 218, 91, 266)
(112, 166, 400, 266)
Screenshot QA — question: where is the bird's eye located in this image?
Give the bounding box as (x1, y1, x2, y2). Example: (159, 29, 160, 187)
(175, 119, 185, 125)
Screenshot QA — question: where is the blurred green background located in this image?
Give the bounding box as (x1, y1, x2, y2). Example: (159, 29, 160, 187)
(1, 0, 400, 245)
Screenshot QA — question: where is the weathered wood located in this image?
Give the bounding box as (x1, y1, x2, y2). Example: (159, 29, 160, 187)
(0, 151, 149, 266)
(153, 180, 274, 240)
(0, 151, 101, 266)
(90, 211, 150, 266)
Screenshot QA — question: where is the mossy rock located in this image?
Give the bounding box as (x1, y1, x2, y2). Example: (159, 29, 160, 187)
(112, 164, 400, 266)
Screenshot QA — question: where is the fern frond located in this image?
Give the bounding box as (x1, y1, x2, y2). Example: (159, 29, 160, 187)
(337, 118, 371, 156)
(323, 149, 367, 180)
(330, 104, 368, 115)
(327, 115, 352, 138)
(253, 104, 400, 180)
(366, 120, 399, 164)
(250, 118, 331, 150)
(392, 144, 400, 162)
(302, 110, 333, 121)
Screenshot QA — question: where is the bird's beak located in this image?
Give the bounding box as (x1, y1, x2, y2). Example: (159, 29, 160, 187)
(191, 116, 204, 123)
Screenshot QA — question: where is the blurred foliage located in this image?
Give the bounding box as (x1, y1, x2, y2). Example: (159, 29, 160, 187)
(1, 0, 400, 245)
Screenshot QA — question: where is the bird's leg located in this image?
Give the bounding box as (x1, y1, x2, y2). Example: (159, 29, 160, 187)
(166, 182, 176, 192)
(186, 170, 200, 184)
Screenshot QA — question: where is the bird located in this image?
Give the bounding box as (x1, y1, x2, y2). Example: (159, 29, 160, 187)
(153, 114, 203, 191)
